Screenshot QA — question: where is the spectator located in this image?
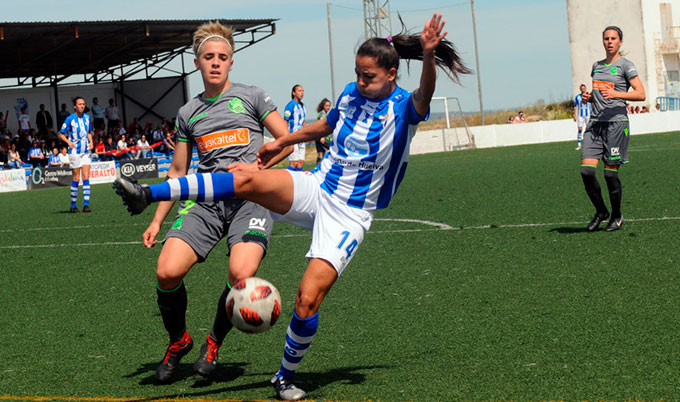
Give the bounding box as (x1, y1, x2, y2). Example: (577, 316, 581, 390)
(162, 131, 175, 155)
(35, 104, 54, 136)
(128, 117, 142, 134)
(57, 103, 70, 129)
(136, 134, 151, 159)
(514, 111, 527, 123)
(18, 107, 31, 134)
(94, 136, 106, 156)
(117, 121, 127, 136)
(634, 106, 640, 114)
(655, 103, 661, 112)
(105, 98, 120, 132)
(7, 143, 23, 169)
(48, 147, 61, 167)
(507, 115, 514, 124)
(28, 140, 45, 167)
(641, 105, 648, 113)
(152, 123, 165, 144)
(91, 97, 106, 132)
(58, 146, 70, 167)
(103, 136, 116, 161)
(117, 134, 129, 160)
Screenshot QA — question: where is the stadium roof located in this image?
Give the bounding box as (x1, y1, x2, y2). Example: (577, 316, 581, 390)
(0, 19, 276, 87)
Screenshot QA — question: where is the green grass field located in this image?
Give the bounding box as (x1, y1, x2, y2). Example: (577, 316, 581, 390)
(1, 132, 679, 402)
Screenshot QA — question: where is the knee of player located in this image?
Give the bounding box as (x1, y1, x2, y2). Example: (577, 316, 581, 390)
(580, 165, 597, 178)
(294, 291, 322, 317)
(156, 261, 187, 284)
(603, 168, 619, 179)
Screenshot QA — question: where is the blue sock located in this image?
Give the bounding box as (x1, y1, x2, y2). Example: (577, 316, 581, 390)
(82, 179, 90, 206)
(70, 181, 78, 208)
(278, 311, 318, 379)
(148, 172, 235, 202)
(577, 129, 583, 143)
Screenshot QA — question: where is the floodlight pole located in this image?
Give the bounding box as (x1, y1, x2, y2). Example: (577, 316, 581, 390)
(471, 0, 484, 125)
(327, 2, 337, 102)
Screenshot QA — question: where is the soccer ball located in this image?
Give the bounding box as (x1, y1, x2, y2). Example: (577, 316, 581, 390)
(226, 277, 282, 333)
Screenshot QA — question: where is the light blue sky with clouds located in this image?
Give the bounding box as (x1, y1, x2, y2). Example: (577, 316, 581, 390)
(4, 0, 572, 115)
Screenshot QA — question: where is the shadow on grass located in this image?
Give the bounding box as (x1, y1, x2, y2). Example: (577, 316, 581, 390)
(123, 361, 248, 386)
(548, 226, 590, 234)
(124, 363, 388, 400)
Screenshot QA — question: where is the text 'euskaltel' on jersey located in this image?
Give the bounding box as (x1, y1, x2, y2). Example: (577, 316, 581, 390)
(194, 129, 250, 152)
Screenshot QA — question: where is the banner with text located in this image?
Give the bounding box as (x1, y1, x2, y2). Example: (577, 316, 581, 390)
(0, 168, 28, 193)
(28, 166, 71, 189)
(119, 158, 159, 180)
(89, 161, 116, 184)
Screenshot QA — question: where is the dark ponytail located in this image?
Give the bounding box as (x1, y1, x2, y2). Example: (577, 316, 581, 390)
(356, 15, 471, 83)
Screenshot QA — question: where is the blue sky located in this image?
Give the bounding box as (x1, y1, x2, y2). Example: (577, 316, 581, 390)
(3, 0, 572, 115)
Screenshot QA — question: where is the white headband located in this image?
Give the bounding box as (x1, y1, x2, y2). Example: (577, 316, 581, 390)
(196, 35, 232, 54)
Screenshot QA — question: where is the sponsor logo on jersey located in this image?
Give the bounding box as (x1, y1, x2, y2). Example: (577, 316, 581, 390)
(248, 218, 267, 231)
(345, 134, 370, 157)
(188, 111, 208, 124)
(611, 147, 620, 156)
(592, 80, 614, 91)
(195, 128, 250, 152)
(228, 97, 247, 114)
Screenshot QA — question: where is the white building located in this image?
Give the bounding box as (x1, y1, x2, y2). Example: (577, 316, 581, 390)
(567, 0, 680, 110)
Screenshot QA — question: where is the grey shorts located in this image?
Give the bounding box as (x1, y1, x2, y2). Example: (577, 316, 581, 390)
(582, 120, 630, 165)
(165, 199, 273, 262)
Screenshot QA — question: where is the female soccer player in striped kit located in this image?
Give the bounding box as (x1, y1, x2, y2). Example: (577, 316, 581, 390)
(580, 26, 645, 232)
(115, 13, 469, 400)
(59, 97, 93, 213)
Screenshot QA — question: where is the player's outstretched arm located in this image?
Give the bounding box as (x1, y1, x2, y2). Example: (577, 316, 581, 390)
(413, 14, 447, 117)
(258, 119, 332, 168)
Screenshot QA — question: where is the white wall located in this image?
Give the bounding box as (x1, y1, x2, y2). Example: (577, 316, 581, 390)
(411, 111, 680, 154)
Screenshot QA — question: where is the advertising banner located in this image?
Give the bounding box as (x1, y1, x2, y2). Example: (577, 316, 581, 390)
(0, 168, 28, 193)
(27, 166, 72, 189)
(89, 161, 116, 184)
(119, 158, 159, 180)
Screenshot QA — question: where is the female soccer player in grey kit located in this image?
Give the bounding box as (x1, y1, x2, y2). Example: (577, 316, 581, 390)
(580, 26, 645, 232)
(142, 21, 292, 383)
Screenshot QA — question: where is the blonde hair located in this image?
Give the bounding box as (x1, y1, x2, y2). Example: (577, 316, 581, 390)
(192, 21, 235, 55)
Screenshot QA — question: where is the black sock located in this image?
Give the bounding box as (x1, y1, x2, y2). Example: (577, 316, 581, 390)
(604, 169, 622, 219)
(581, 165, 608, 214)
(156, 281, 188, 342)
(209, 283, 234, 344)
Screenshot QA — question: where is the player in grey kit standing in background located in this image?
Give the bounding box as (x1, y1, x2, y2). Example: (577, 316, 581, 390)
(141, 21, 293, 383)
(580, 25, 645, 232)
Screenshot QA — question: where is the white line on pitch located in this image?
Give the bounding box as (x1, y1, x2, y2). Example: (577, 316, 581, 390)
(2, 216, 678, 249)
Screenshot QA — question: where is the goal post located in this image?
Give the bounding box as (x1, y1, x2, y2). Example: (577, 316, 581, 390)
(430, 96, 476, 150)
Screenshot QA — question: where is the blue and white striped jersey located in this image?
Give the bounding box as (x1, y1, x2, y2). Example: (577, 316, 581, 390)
(315, 82, 428, 210)
(60, 113, 91, 155)
(574, 93, 591, 117)
(283, 100, 306, 132)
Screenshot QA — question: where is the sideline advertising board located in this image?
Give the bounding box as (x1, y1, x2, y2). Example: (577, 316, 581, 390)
(0, 169, 28, 193)
(89, 161, 116, 184)
(119, 158, 159, 180)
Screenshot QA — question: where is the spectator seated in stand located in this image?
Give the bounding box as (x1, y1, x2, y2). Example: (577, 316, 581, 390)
(48, 147, 61, 167)
(28, 140, 46, 167)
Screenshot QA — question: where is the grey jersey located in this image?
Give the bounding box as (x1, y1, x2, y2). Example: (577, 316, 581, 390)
(590, 57, 638, 122)
(175, 83, 277, 173)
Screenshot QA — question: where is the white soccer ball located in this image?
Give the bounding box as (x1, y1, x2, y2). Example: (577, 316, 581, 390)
(226, 277, 282, 333)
